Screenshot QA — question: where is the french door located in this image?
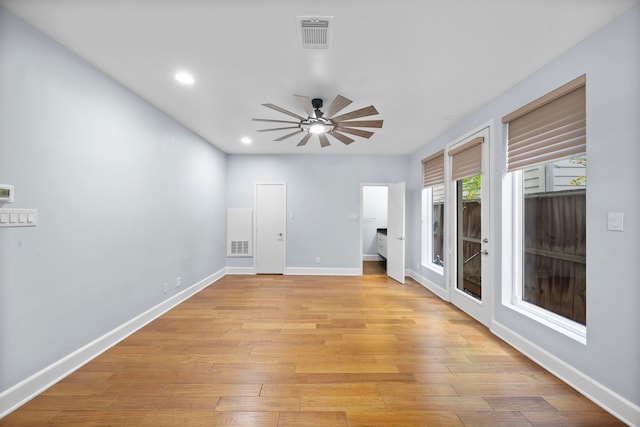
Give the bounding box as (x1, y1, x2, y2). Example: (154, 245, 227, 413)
(447, 126, 491, 326)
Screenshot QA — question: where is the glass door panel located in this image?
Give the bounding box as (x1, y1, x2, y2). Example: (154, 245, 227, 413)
(457, 176, 482, 300)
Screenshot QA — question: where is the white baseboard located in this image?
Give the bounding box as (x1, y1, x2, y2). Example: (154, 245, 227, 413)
(362, 254, 384, 261)
(225, 266, 256, 275)
(285, 267, 361, 276)
(492, 321, 640, 427)
(226, 267, 361, 276)
(407, 269, 449, 301)
(0, 268, 226, 419)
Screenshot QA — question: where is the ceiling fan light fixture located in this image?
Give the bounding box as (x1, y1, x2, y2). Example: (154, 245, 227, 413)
(309, 123, 328, 134)
(253, 94, 382, 148)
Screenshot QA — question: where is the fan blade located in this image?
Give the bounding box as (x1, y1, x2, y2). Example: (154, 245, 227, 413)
(253, 118, 301, 124)
(256, 126, 300, 132)
(296, 133, 312, 146)
(318, 134, 331, 148)
(323, 95, 353, 119)
(328, 131, 355, 145)
(275, 130, 304, 141)
(262, 103, 305, 120)
(337, 119, 383, 128)
(334, 126, 375, 139)
(331, 105, 379, 122)
(293, 95, 315, 118)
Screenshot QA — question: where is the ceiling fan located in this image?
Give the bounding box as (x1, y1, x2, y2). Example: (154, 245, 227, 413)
(252, 95, 383, 147)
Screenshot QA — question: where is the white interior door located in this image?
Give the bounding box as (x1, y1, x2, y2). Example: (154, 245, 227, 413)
(387, 182, 406, 284)
(448, 126, 491, 326)
(255, 183, 285, 274)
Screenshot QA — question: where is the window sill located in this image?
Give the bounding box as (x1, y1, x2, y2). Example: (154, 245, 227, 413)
(503, 300, 587, 345)
(422, 262, 444, 276)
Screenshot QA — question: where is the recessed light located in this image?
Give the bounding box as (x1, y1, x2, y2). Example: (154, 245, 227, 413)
(175, 71, 195, 85)
(241, 137, 252, 144)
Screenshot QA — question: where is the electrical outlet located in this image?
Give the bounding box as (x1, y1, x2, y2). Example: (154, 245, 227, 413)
(176, 276, 181, 288)
(163, 283, 168, 295)
(315, 257, 321, 264)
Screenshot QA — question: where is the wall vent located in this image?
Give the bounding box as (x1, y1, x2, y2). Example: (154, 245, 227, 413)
(230, 240, 250, 255)
(227, 208, 253, 257)
(298, 17, 332, 49)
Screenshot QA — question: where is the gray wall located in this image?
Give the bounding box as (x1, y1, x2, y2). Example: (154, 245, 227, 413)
(408, 5, 640, 408)
(0, 7, 227, 391)
(226, 154, 408, 270)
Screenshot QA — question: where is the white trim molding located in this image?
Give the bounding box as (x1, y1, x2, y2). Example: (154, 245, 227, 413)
(492, 321, 640, 427)
(407, 269, 449, 301)
(225, 266, 256, 275)
(0, 268, 226, 419)
(285, 267, 361, 276)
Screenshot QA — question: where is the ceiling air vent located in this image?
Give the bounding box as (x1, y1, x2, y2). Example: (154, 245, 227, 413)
(298, 17, 331, 49)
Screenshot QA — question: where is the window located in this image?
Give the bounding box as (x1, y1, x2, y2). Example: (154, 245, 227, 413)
(422, 185, 445, 270)
(502, 75, 587, 341)
(421, 151, 445, 273)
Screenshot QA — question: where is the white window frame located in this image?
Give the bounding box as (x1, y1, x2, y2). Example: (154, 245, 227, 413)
(421, 187, 444, 275)
(501, 170, 587, 344)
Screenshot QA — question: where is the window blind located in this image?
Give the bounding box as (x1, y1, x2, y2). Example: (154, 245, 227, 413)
(422, 150, 444, 188)
(449, 137, 483, 181)
(503, 75, 586, 172)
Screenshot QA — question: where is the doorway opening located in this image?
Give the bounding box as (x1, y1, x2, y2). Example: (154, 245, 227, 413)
(361, 185, 388, 275)
(360, 183, 405, 283)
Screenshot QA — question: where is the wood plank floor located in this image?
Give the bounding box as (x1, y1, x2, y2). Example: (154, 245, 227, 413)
(362, 260, 386, 275)
(1, 275, 624, 426)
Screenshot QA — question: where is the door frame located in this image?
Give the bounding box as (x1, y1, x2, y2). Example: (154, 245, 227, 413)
(359, 183, 389, 275)
(254, 182, 287, 274)
(359, 182, 405, 283)
(446, 120, 494, 327)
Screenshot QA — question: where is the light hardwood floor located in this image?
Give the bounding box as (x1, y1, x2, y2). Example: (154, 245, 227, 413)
(362, 260, 386, 275)
(0, 275, 623, 426)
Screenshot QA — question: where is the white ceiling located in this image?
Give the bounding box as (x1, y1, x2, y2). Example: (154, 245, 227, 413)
(2, 0, 638, 155)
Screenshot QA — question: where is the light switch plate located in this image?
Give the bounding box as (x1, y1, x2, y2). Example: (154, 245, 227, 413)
(0, 208, 37, 227)
(607, 212, 624, 231)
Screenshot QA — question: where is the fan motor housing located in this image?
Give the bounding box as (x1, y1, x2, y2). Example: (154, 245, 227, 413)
(311, 98, 323, 109)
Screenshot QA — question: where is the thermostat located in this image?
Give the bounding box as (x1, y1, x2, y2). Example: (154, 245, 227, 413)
(0, 184, 14, 203)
